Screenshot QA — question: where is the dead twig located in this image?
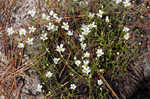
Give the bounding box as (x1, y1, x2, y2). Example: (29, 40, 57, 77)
(98, 73, 120, 99)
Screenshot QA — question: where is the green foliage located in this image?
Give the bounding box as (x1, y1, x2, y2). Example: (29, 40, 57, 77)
(29, 0, 139, 98)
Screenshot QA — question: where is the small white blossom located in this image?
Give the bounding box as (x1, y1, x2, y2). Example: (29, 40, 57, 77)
(79, 1, 88, 6)
(52, 26, 58, 32)
(74, 56, 77, 60)
(84, 52, 90, 58)
(46, 48, 49, 52)
(55, 17, 62, 23)
(124, 33, 130, 40)
(96, 10, 104, 18)
(62, 22, 69, 31)
(81, 24, 87, 31)
(81, 24, 91, 36)
(67, 31, 73, 36)
(56, 44, 65, 53)
(46, 71, 53, 78)
(81, 28, 90, 36)
(123, 27, 130, 32)
(73, 0, 78, 2)
(53, 13, 58, 19)
(82, 66, 91, 75)
(18, 43, 24, 48)
(82, 65, 86, 69)
(7, 27, 15, 35)
(42, 13, 50, 20)
(37, 84, 42, 92)
(88, 12, 95, 18)
(96, 49, 104, 57)
(80, 43, 87, 50)
(139, 42, 142, 45)
(114, 0, 122, 4)
(79, 34, 85, 42)
(105, 16, 109, 23)
(123, 0, 131, 7)
(46, 22, 55, 31)
(75, 60, 81, 66)
(53, 57, 60, 64)
(19, 28, 26, 36)
(97, 79, 103, 86)
(117, 52, 120, 55)
(40, 33, 48, 41)
(26, 38, 34, 45)
(28, 9, 36, 17)
(49, 10, 55, 16)
(88, 22, 97, 29)
(29, 26, 36, 33)
(83, 60, 89, 66)
(70, 84, 77, 90)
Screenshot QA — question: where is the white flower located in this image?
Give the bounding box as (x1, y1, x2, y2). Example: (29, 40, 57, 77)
(124, 33, 130, 40)
(74, 56, 77, 60)
(97, 79, 103, 86)
(96, 49, 104, 57)
(46, 71, 53, 78)
(28, 9, 36, 17)
(81, 24, 91, 36)
(80, 43, 87, 50)
(81, 24, 87, 31)
(37, 84, 42, 92)
(105, 16, 109, 22)
(19, 28, 26, 36)
(46, 22, 55, 31)
(82, 65, 86, 69)
(81, 28, 90, 36)
(42, 13, 50, 20)
(73, 0, 78, 2)
(26, 38, 34, 45)
(82, 66, 91, 74)
(29, 26, 36, 33)
(79, 34, 85, 42)
(67, 31, 73, 36)
(88, 22, 97, 29)
(62, 22, 69, 31)
(54, 26, 58, 32)
(70, 84, 77, 90)
(83, 60, 89, 66)
(88, 12, 95, 18)
(55, 17, 62, 23)
(75, 60, 81, 66)
(56, 44, 65, 53)
(53, 13, 58, 19)
(40, 33, 48, 41)
(117, 52, 120, 55)
(123, 27, 130, 32)
(18, 43, 24, 48)
(96, 10, 104, 18)
(84, 52, 90, 58)
(123, 0, 131, 7)
(49, 10, 55, 16)
(46, 48, 49, 52)
(53, 57, 60, 64)
(114, 0, 122, 4)
(7, 27, 15, 36)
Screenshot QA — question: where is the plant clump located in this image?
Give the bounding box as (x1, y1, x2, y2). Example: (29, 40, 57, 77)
(5, 0, 140, 98)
